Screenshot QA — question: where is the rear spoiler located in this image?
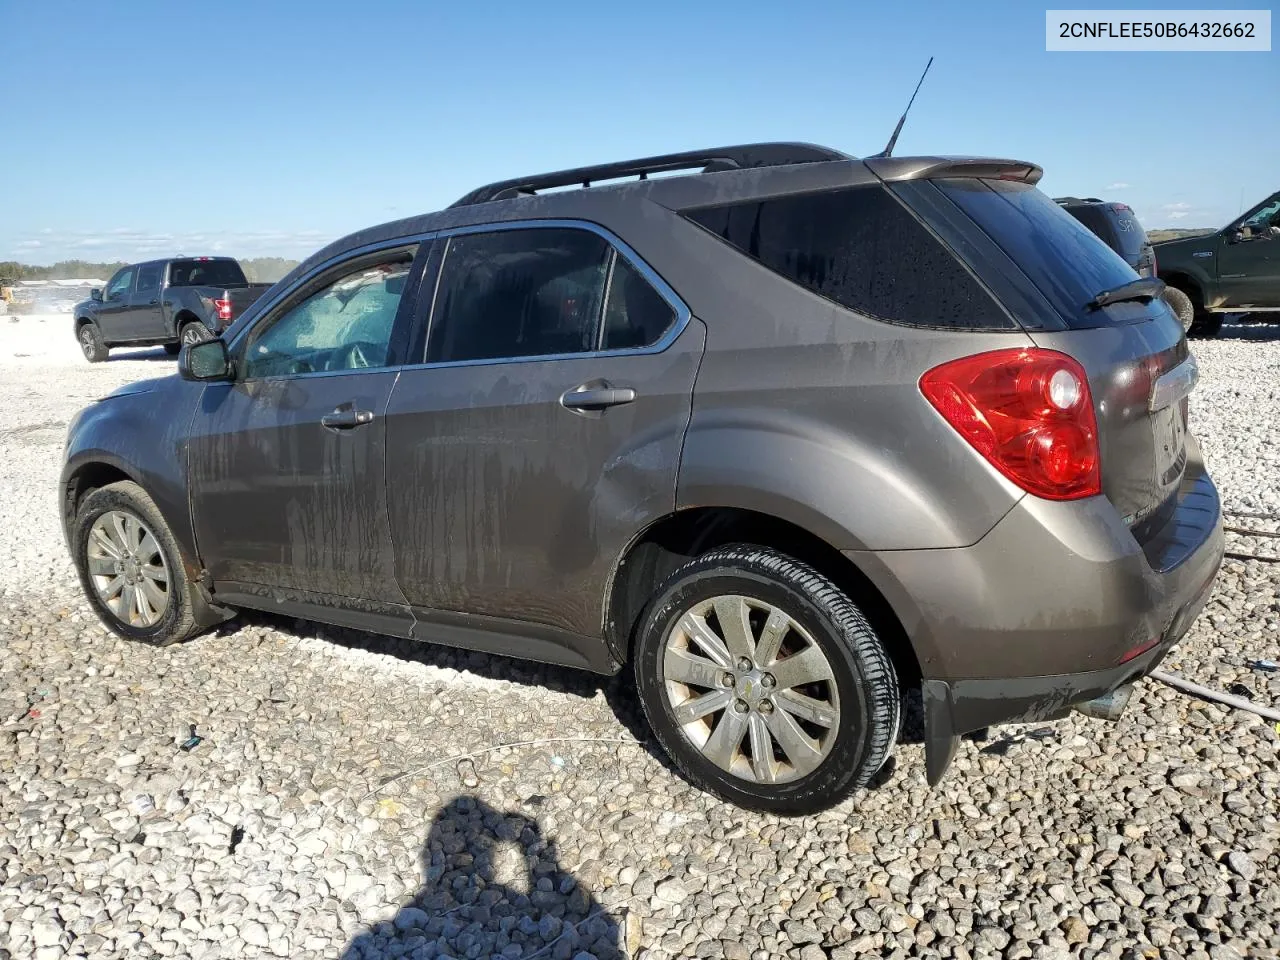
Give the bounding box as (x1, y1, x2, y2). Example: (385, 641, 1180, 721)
(865, 156, 1043, 185)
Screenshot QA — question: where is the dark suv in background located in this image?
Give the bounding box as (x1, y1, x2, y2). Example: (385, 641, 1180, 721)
(61, 143, 1222, 813)
(1055, 196, 1195, 332)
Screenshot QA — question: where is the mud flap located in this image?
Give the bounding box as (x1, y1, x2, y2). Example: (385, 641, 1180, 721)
(922, 678, 960, 786)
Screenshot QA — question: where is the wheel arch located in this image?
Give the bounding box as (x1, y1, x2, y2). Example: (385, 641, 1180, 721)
(604, 505, 922, 690)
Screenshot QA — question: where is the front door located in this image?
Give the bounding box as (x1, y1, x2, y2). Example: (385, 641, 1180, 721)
(97, 267, 136, 342)
(187, 244, 423, 610)
(384, 225, 704, 641)
(1217, 193, 1280, 308)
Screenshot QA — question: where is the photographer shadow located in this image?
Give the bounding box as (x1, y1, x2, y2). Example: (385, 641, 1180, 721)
(342, 796, 624, 960)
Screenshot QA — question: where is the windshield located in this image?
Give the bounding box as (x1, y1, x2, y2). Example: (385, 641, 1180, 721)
(937, 179, 1141, 329)
(169, 259, 246, 288)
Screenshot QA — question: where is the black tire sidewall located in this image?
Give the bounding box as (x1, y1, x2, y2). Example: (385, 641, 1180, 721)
(73, 483, 191, 645)
(634, 556, 890, 815)
(80, 323, 107, 362)
(180, 323, 207, 346)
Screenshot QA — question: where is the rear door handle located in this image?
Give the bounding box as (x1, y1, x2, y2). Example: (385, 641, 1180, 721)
(560, 383, 637, 412)
(321, 407, 374, 430)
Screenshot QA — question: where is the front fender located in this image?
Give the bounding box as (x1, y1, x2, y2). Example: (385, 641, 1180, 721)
(61, 379, 202, 568)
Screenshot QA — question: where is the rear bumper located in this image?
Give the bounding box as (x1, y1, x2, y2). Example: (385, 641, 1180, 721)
(848, 448, 1224, 784)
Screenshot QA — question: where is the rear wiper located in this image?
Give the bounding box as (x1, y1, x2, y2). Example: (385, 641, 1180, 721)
(1086, 276, 1165, 310)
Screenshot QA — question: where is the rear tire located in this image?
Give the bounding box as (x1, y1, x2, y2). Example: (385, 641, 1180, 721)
(1161, 285, 1195, 334)
(632, 544, 900, 815)
(72, 480, 226, 645)
(178, 321, 210, 348)
(78, 322, 109, 363)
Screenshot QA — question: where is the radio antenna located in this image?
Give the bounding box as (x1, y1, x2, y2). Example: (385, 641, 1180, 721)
(872, 57, 934, 159)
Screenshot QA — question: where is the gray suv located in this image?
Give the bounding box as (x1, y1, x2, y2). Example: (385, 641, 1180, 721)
(61, 143, 1224, 813)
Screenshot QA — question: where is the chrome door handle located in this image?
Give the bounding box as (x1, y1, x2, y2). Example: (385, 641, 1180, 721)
(560, 384, 637, 411)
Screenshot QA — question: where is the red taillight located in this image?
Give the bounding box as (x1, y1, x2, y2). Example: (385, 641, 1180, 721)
(214, 298, 233, 322)
(920, 348, 1101, 501)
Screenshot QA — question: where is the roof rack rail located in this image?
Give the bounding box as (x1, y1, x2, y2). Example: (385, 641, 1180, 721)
(450, 142, 851, 208)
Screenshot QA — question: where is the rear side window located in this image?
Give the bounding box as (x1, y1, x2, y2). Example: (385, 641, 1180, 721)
(686, 185, 1009, 329)
(427, 229, 611, 363)
(135, 263, 162, 295)
(938, 180, 1140, 329)
(169, 259, 247, 288)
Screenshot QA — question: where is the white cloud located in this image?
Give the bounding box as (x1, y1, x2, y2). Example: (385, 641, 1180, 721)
(7, 228, 335, 264)
(1106, 182, 1130, 190)
(15, 239, 42, 249)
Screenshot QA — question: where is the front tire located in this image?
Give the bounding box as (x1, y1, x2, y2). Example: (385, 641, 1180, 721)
(633, 545, 900, 814)
(78, 322, 109, 362)
(73, 481, 221, 645)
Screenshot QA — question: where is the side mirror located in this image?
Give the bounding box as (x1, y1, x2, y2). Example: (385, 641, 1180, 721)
(179, 338, 232, 381)
(90, 288, 102, 301)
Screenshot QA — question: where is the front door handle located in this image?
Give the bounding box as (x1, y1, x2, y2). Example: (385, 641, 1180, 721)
(321, 407, 374, 430)
(560, 383, 637, 412)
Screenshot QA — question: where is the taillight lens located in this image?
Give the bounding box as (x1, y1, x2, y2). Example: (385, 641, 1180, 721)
(920, 348, 1101, 500)
(214, 298, 233, 322)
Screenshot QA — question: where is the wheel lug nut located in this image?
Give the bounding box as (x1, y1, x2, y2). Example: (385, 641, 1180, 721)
(761, 674, 776, 689)
(732, 699, 749, 714)
(720, 672, 736, 688)
(736, 657, 753, 673)
(759, 699, 774, 715)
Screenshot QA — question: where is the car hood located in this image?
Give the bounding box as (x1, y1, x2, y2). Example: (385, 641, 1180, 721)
(1152, 233, 1215, 251)
(100, 375, 176, 402)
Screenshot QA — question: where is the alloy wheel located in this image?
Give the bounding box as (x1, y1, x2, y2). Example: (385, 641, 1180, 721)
(85, 510, 170, 627)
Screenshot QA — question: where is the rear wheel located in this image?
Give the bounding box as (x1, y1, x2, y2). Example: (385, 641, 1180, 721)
(78, 322, 109, 362)
(179, 321, 210, 348)
(633, 545, 900, 814)
(73, 480, 226, 645)
(1161, 285, 1195, 334)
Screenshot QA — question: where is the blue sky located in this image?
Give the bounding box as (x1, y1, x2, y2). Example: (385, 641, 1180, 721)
(3, 0, 1276, 265)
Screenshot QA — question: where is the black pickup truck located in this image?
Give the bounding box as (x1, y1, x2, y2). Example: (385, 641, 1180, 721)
(73, 257, 272, 362)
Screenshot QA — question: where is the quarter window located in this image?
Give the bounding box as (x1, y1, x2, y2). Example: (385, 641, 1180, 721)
(602, 257, 676, 350)
(426, 229, 611, 363)
(242, 247, 417, 379)
(106, 269, 134, 300)
(686, 185, 1008, 329)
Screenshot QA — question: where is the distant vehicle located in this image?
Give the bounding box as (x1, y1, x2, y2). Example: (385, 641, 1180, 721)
(1055, 197, 1194, 333)
(1154, 190, 1280, 338)
(61, 143, 1221, 813)
(72, 257, 273, 362)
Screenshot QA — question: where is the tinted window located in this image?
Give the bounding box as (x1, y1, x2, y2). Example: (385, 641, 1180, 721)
(243, 248, 415, 379)
(427, 229, 610, 363)
(169, 259, 247, 288)
(686, 185, 1007, 329)
(106, 269, 134, 300)
(1241, 195, 1280, 232)
(602, 257, 676, 350)
(135, 263, 162, 295)
(938, 179, 1140, 329)
(1107, 205, 1148, 259)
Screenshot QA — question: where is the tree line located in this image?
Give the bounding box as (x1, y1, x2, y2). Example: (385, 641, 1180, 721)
(1, 257, 301, 284)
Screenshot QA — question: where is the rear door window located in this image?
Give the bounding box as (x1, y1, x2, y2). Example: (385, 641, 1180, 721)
(937, 179, 1142, 329)
(602, 256, 676, 350)
(686, 185, 1010, 329)
(135, 263, 162, 296)
(169, 259, 247, 287)
(427, 228, 611, 363)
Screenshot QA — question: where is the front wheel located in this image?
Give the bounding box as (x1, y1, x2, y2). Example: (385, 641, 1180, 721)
(72, 480, 224, 645)
(78, 322, 109, 362)
(633, 545, 900, 814)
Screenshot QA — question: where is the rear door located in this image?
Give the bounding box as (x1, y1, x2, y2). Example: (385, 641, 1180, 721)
(187, 243, 425, 617)
(934, 179, 1193, 531)
(129, 261, 167, 338)
(384, 224, 704, 641)
(97, 267, 136, 341)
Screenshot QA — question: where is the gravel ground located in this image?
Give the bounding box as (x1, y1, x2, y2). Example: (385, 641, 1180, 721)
(1, 314, 1278, 960)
